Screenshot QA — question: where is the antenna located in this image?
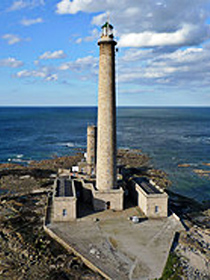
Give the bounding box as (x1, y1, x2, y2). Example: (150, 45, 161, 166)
(107, 11, 110, 24)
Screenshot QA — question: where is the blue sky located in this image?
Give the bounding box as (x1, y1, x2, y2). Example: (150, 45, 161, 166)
(0, 0, 210, 106)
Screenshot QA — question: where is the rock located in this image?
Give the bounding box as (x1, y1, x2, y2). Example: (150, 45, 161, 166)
(89, 248, 97, 255)
(49, 264, 56, 270)
(20, 175, 31, 179)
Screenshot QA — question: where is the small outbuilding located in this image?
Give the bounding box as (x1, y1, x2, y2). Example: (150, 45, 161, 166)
(130, 178, 168, 218)
(52, 177, 77, 222)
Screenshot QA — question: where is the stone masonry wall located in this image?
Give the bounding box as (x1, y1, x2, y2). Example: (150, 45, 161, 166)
(136, 184, 168, 218)
(52, 197, 77, 222)
(87, 125, 97, 175)
(93, 189, 124, 211)
(96, 38, 117, 192)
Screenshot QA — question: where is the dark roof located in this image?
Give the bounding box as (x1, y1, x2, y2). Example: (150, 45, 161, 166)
(102, 22, 113, 29)
(55, 178, 73, 197)
(134, 178, 161, 195)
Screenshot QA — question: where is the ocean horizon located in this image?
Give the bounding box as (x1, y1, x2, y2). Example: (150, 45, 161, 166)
(0, 106, 210, 202)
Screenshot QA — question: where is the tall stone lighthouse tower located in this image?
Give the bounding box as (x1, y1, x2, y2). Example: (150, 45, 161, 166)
(96, 22, 117, 192)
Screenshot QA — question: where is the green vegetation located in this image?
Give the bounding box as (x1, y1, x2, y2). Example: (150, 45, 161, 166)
(157, 252, 184, 280)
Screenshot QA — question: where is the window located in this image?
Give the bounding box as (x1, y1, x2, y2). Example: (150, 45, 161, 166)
(63, 209, 67, 216)
(106, 201, 111, 210)
(155, 206, 159, 213)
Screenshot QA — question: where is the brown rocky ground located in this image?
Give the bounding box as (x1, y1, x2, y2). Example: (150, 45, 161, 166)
(178, 161, 210, 180)
(175, 226, 210, 280)
(0, 193, 103, 280)
(0, 153, 103, 280)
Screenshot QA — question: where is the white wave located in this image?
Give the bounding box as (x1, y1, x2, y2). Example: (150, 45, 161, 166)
(12, 159, 23, 163)
(59, 142, 75, 147)
(17, 154, 24, 158)
(119, 146, 131, 150)
(10, 158, 31, 164)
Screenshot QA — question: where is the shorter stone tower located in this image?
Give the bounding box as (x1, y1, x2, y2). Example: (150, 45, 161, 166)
(86, 125, 97, 175)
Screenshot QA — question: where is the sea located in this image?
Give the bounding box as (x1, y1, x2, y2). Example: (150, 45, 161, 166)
(0, 107, 210, 202)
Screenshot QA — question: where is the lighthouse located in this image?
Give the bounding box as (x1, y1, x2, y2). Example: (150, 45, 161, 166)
(96, 22, 117, 192)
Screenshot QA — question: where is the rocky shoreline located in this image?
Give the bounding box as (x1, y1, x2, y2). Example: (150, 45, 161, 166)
(0, 152, 104, 280)
(164, 189, 210, 280)
(178, 161, 210, 180)
(0, 192, 103, 280)
(0, 150, 209, 280)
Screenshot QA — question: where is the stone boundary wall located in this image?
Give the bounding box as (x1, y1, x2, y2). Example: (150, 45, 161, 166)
(45, 193, 53, 225)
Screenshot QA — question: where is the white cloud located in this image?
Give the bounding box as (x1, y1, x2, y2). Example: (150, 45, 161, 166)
(39, 50, 67, 60)
(55, 0, 210, 90)
(0, 58, 24, 68)
(75, 28, 99, 44)
(157, 47, 204, 64)
(56, 0, 115, 15)
(2, 34, 30, 45)
(8, 0, 45, 11)
(15, 55, 98, 83)
(76, 38, 82, 44)
(20, 17, 43, 26)
(17, 69, 46, 78)
(84, 28, 100, 42)
(118, 46, 210, 87)
(59, 56, 98, 73)
(8, 0, 30, 11)
(118, 24, 208, 48)
(2, 34, 21, 45)
(16, 67, 58, 82)
(91, 13, 107, 26)
(56, 0, 210, 48)
(45, 74, 58, 81)
(121, 49, 154, 62)
(34, 60, 40, 66)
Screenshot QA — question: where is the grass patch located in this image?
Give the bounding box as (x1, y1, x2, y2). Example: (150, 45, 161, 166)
(156, 252, 183, 280)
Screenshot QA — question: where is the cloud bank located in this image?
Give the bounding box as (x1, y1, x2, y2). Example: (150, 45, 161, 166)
(12, 0, 210, 93)
(56, 0, 210, 48)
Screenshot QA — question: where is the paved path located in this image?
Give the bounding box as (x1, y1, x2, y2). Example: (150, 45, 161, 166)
(47, 208, 183, 280)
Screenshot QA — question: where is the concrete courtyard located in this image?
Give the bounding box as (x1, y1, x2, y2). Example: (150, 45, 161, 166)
(46, 207, 183, 280)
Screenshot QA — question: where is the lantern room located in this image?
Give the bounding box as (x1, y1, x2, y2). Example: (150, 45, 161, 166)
(101, 22, 114, 38)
